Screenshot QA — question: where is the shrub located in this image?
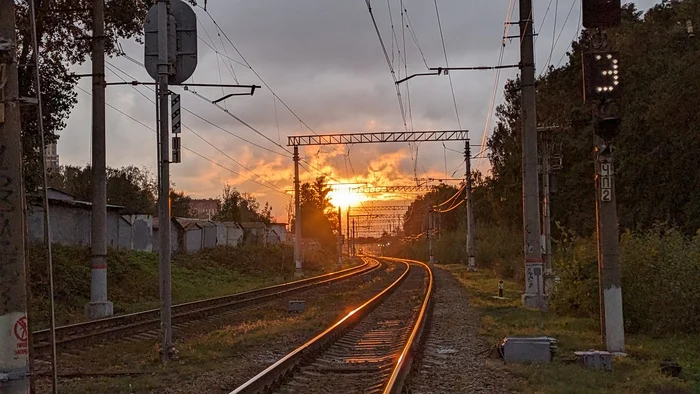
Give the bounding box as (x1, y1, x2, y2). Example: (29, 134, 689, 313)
(550, 227, 700, 335)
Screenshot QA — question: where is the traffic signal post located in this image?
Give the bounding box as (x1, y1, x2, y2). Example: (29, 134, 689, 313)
(582, 0, 625, 353)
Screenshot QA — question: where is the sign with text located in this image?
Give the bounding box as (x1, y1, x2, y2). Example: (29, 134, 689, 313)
(600, 162, 613, 202)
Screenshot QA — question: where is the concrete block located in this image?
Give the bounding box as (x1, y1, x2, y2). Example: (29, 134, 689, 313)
(574, 350, 613, 371)
(501, 337, 557, 363)
(288, 300, 305, 314)
(85, 300, 114, 319)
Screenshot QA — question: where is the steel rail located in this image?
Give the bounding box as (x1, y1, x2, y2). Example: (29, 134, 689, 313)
(230, 258, 412, 394)
(381, 257, 434, 394)
(32, 259, 376, 351)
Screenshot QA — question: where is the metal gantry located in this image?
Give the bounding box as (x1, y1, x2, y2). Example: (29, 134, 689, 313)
(288, 130, 468, 146)
(350, 185, 434, 194)
(288, 130, 468, 268)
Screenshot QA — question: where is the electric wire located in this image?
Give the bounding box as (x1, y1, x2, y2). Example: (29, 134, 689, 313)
(476, 0, 516, 168)
(197, 7, 347, 176)
(75, 84, 287, 196)
(541, 0, 577, 73)
(534, 0, 555, 45)
(555, 3, 582, 68)
(364, 0, 409, 132)
(106, 60, 288, 157)
(433, 0, 462, 130)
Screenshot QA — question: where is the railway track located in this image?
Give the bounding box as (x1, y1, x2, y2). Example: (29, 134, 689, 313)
(32, 258, 379, 355)
(231, 257, 433, 394)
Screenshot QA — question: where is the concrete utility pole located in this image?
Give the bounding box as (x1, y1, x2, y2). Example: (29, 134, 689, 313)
(539, 127, 555, 294)
(465, 141, 476, 270)
(352, 218, 356, 256)
(293, 146, 302, 275)
(86, 0, 113, 319)
(428, 209, 434, 263)
(337, 207, 342, 267)
(519, 0, 545, 310)
(0, 2, 30, 391)
(595, 137, 624, 352)
(156, 0, 174, 362)
(346, 206, 351, 256)
(581, 0, 624, 352)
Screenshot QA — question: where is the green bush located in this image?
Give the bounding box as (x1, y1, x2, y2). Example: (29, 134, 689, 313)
(550, 227, 700, 335)
(383, 224, 523, 280)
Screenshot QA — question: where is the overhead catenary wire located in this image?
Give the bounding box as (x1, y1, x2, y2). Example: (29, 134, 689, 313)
(75, 83, 287, 196)
(477, 0, 516, 168)
(555, 2, 582, 69)
(541, 0, 578, 74)
(106, 59, 287, 157)
(433, 0, 462, 130)
(195, 8, 348, 179)
(434, 197, 464, 214)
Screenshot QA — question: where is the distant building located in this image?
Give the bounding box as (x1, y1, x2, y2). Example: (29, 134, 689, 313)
(46, 142, 59, 171)
(190, 198, 220, 219)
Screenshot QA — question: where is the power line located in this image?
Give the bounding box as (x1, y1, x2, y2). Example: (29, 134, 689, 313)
(555, 3, 582, 69)
(433, 0, 462, 130)
(534, 0, 555, 45)
(75, 84, 286, 195)
(106, 59, 289, 157)
(541, 0, 577, 74)
(477, 0, 516, 168)
(103, 64, 285, 193)
(364, 0, 409, 132)
(403, 5, 430, 68)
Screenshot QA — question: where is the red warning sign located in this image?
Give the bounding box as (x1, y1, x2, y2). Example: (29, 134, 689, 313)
(14, 316, 27, 341)
(13, 316, 28, 356)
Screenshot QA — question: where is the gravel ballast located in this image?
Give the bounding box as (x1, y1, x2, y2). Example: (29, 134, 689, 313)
(407, 266, 514, 394)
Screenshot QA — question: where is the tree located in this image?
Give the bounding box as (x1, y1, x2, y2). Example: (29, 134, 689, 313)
(293, 176, 337, 249)
(484, 1, 700, 236)
(169, 190, 192, 218)
(48, 164, 157, 214)
(216, 184, 242, 222)
(214, 183, 271, 223)
(107, 166, 157, 214)
(14, 0, 156, 191)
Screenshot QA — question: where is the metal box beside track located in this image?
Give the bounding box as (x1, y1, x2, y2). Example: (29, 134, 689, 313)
(501, 337, 557, 363)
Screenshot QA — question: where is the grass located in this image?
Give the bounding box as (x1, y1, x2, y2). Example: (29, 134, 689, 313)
(35, 263, 399, 393)
(27, 244, 343, 330)
(441, 264, 700, 394)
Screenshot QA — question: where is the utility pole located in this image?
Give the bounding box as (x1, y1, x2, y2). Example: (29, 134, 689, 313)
(519, 0, 545, 310)
(465, 141, 476, 270)
(86, 0, 113, 319)
(0, 1, 30, 391)
(156, 0, 174, 362)
(346, 206, 351, 256)
(337, 207, 342, 267)
(352, 218, 356, 256)
(428, 209, 434, 263)
(595, 136, 625, 352)
(582, 0, 624, 353)
(539, 126, 556, 294)
(293, 146, 302, 276)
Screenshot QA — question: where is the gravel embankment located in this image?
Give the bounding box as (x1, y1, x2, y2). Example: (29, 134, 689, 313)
(407, 266, 514, 394)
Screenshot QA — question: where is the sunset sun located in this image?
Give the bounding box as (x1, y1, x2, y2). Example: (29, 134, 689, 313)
(328, 187, 367, 208)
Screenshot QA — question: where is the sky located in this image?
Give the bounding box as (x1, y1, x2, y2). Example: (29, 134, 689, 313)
(60, 0, 660, 223)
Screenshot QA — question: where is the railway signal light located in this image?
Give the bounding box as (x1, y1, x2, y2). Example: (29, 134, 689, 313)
(584, 51, 621, 102)
(582, 0, 621, 29)
(594, 115, 622, 141)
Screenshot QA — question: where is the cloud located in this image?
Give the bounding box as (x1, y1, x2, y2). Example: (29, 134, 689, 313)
(59, 0, 661, 221)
